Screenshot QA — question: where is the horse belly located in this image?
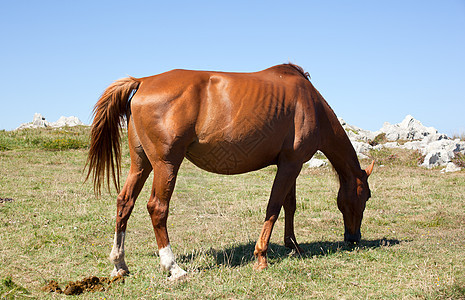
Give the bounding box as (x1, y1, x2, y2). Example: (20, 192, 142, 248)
(185, 136, 281, 174)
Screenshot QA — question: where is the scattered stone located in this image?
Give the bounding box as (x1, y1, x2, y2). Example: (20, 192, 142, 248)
(441, 162, 462, 173)
(306, 157, 328, 168)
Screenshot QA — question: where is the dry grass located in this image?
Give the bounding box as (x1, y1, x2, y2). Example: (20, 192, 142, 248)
(0, 129, 464, 299)
(452, 132, 465, 141)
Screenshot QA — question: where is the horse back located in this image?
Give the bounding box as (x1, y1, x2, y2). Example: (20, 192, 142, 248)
(130, 66, 321, 174)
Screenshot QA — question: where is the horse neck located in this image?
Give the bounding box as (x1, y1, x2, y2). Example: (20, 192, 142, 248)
(317, 98, 362, 182)
(323, 131, 362, 183)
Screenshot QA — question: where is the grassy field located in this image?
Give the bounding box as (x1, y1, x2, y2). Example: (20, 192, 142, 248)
(0, 127, 464, 299)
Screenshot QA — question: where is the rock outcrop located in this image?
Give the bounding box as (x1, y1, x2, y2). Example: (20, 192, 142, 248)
(17, 113, 84, 130)
(379, 115, 441, 141)
(307, 115, 464, 172)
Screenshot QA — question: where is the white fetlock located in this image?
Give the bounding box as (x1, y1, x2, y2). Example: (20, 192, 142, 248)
(159, 244, 187, 281)
(110, 231, 129, 277)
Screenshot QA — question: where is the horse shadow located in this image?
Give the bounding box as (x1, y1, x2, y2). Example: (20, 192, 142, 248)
(178, 238, 402, 270)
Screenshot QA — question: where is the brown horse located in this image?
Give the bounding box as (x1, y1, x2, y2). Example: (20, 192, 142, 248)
(86, 63, 374, 280)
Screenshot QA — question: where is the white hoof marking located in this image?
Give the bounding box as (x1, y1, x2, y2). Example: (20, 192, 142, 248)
(110, 231, 129, 276)
(159, 244, 187, 280)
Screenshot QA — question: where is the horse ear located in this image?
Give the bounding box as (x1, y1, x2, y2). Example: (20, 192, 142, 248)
(365, 160, 375, 177)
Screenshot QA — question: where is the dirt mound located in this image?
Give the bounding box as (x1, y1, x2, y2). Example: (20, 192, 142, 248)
(42, 275, 124, 295)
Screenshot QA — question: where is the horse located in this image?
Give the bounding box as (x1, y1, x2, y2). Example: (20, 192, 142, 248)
(86, 63, 374, 280)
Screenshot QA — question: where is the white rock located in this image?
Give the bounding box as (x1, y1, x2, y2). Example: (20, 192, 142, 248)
(16, 123, 31, 130)
(422, 133, 449, 143)
(339, 114, 465, 170)
(51, 116, 84, 127)
(441, 162, 462, 173)
(306, 158, 328, 168)
(350, 141, 373, 157)
(425, 139, 465, 156)
(32, 113, 50, 127)
(16, 114, 85, 130)
(421, 150, 453, 169)
(401, 141, 425, 151)
(407, 137, 465, 169)
(380, 115, 439, 141)
(358, 153, 370, 159)
(339, 118, 376, 141)
(382, 142, 400, 149)
(17, 113, 49, 129)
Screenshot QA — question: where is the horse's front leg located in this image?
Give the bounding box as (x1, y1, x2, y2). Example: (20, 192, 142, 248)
(283, 182, 303, 254)
(147, 160, 187, 281)
(254, 162, 301, 270)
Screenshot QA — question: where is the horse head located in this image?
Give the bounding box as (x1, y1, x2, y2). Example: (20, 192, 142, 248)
(337, 160, 374, 243)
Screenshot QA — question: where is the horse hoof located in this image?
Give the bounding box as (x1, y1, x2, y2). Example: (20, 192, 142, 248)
(287, 249, 302, 257)
(285, 244, 304, 256)
(111, 268, 129, 278)
(168, 269, 188, 282)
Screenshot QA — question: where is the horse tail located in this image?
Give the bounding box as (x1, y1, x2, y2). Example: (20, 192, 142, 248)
(86, 76, 141, 195)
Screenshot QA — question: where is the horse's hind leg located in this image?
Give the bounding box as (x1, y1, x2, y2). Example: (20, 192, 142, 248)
(110, 120, 152, 277)
(283, 182, 303, 254)
(146, 157, 186, 281)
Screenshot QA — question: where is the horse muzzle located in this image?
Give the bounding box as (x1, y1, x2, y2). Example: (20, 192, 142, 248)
(344, 227, 361, 244)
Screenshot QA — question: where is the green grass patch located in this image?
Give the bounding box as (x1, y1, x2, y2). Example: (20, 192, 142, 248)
(0, 276, 30, 299)
(0, 126, 90, 151)
(41, 137, 87, 150)
(369, 147, 424, 167)
(344, 128, 359, 135)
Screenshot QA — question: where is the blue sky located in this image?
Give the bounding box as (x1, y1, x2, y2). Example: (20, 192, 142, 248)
(1, 1, 464, 135)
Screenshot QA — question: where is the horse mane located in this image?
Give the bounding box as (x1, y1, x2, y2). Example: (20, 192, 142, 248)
(284, 63, 311, 81)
